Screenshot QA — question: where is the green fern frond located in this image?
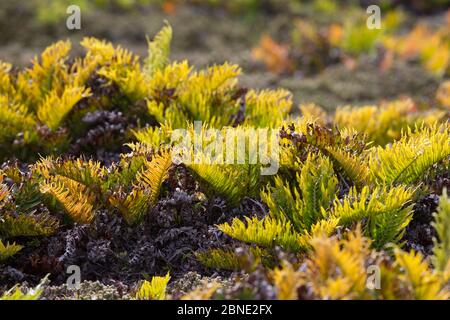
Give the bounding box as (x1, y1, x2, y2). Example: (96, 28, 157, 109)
(133, 124, 172, 149)
(333, 185, 414, 248)
(136, 273, 170, 300)
(297, 154, 338, 229)
(432, 189, 450, 272)
(0, 240, 23, 262)
(0, 95, 37, 145)
(218, 216, 308, 252)
(0, 213, 59, 238)
(369, 124, 450, 185)
(262, 154, 337, 232)
(144, 22, 173, 77)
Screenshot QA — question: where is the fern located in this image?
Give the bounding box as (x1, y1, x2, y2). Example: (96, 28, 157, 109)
(0, 213, 59, 238)
(40, 175, 96, 224)
(0, 276, 47, 300)
(109, 148, 172, 225)
(37, 86, 91, 131)
(196, 246, 263, 271)
(218, 216, 308, 252)
(144, 22, 173, 77)
(262, 154, 338, 232)
(394, 250, 448, 300)
(432, 189, 450, 272)
(369, 124, 450, 185)
(0, 240, 23, 262)
(137, 149, 173, 205)
(136, 273, 170, 300)
(332, 185, 414, 248)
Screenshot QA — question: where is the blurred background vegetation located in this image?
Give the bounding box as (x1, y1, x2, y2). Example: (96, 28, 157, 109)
(0, 0, 449, 109)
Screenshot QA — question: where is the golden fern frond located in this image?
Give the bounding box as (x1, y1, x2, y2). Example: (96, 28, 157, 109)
(109, 188, 151, 225)
(369, 123, 450, 185)
(432, 189, 450, 272)
(137, 149, 172, 205)
(20, 40, 72, 104)
(394, 249, 448, 300)
(133, 124, 172, 149)
(0, 95, 37, 145)
(218, 216, 308, 252)
(0, 277, 47, 300)
(334, 99, 415, 145)
(244, 89, 292, 128)
(144, 22, 172, 77)
(136, 273, 170, 300)
(0, 61, 15, 95)
(34, 157, 106, 198)
(0, 174, 9, 208)
(306, 227, 370, 299)
(271, 262, 303, 300)
(0, 240, 23, 262)
(299, 103, 327, 125)
(0, 213, 59, 238)
(37, 86, 91, 131)
(40, 175, 96, 224)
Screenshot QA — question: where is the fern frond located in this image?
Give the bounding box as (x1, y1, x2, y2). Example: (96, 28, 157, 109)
(109, 188, 151, 225)
(0, 213, 59, 238)
(306, 227, 370, 299)
(369, 124, 450, 185)
(189, 163, 247, 206)
(271, 262, 303, 300)
(244, 89, 292, 128)
(40, 175, 96, 224)
(395, 249, 448, 300)
(0, 95, 37, 145)
(136, 273, 170, 300)
(332, 186, 414, 248)
(37, 86, 91, 131)
(432, 189, 450, 272)
(0, 277, 47, 300)
(144, 22, 172, 77)
(20, 40, 72, 104)
(0, 240, 23, 262)
(325, 147, 369, 186)
(137, 149, 172, 205)
(297, 154, 338, 229)
(218, 216, 307, 252)
(262, 154, 337, 232)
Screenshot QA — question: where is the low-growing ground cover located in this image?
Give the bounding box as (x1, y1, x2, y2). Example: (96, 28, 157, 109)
(0, 3, 449, 300)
